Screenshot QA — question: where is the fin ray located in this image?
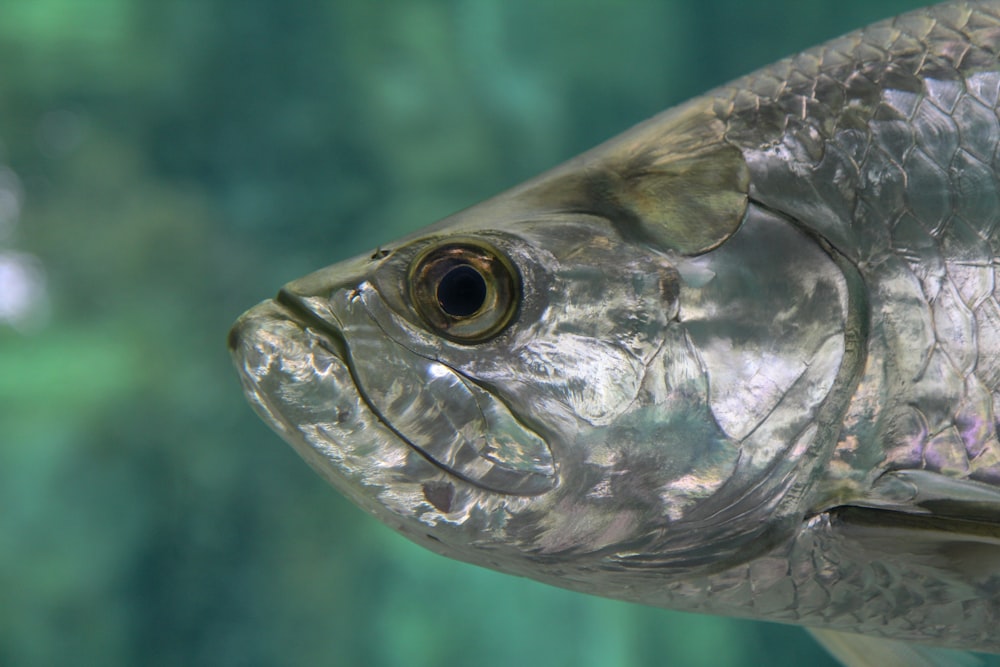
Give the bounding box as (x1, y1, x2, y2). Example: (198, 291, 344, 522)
(809, 628, 983, 667)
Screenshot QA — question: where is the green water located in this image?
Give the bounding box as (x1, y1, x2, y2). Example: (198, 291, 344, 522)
(2, 1, 994, 666)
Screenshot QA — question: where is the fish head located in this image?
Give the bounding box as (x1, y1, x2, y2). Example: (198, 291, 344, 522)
(229, 98, 853, 588)
(227, 191, 758, 578)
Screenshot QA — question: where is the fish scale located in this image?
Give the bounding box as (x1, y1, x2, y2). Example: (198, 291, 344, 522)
(728, 3, 1000, 496)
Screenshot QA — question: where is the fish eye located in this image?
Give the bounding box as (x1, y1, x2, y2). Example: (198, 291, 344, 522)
(409, 240, 519, 343)
(437, 265, 487, 317)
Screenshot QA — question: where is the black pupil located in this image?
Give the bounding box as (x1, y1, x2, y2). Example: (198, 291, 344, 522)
(437, 265, 487, 317)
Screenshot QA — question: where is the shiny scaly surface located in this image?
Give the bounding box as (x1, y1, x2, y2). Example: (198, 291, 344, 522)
(230, 0, 1000, 659)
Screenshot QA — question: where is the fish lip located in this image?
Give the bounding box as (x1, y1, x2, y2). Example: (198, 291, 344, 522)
(227, 294, 347, 370)
(273, 287, 351, 360)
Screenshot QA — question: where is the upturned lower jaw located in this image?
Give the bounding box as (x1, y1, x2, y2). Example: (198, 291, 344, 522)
(227, 299, 347, 439)
(228, 298, 398, 478)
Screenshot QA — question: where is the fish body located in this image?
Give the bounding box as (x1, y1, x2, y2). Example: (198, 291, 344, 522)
(230, 0, 1000, 657)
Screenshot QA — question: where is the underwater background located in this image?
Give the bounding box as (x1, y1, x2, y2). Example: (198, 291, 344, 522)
(4, 1, 998, 666)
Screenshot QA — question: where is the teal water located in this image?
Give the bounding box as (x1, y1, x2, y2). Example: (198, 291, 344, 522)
(2, 2, 996, 666)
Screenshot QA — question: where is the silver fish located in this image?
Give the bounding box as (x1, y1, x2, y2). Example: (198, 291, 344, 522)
(229, 1, 1000, 663)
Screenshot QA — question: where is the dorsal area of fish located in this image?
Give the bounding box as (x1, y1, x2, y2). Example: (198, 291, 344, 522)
(229, 1, 1000, 660)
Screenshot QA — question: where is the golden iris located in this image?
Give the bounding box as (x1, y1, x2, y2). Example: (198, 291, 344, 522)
(409, 240, 518, 343)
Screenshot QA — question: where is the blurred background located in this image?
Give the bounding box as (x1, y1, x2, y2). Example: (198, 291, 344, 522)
(4, 1, 993, 666)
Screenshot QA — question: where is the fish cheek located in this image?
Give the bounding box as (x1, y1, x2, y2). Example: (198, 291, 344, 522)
(492, 228, 682, 423)
(602, 327, 741, 521)
(505, 328, 740, 559)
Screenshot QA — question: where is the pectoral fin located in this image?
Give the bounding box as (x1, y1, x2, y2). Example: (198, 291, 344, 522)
(808, 470, 1000, 655)
(855, 470, 1000, 522)
(809, 628, 983, 667)
(826, 470, 1000, 579)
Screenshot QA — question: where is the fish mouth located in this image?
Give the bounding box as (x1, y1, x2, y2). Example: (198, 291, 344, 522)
(228, 296, 464, 534)
(226, 295, 356, 437)
(227, 295, 344, 368)
(229, 288, 369, 401)
(229, 287, 558, 497)
(274, 287, 351, 359)
(227, 289, 350, 362)
(228, 290, 391, 458)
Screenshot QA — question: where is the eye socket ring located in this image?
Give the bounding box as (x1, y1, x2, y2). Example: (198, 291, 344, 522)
(409, 240, 519, 343)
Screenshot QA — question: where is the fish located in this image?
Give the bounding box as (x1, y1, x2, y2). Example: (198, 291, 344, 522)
(228, 1, 1000, 665)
